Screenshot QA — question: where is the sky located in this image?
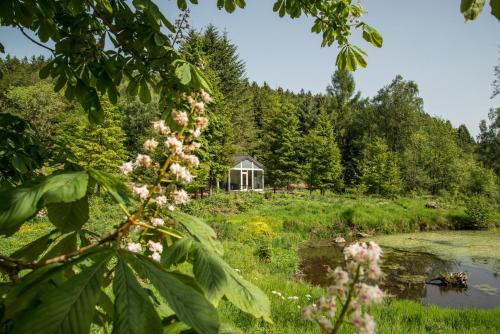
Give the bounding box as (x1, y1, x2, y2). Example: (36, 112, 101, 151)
(1, 0, 498, 136)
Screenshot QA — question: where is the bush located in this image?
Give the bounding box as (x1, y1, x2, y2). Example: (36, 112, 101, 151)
(464, 195, 494, 229)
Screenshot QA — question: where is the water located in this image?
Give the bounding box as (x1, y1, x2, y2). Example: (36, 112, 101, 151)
(299, 231, 500, 309)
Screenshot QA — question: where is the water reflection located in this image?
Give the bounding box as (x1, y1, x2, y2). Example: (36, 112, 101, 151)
(299, 241, 500, 309)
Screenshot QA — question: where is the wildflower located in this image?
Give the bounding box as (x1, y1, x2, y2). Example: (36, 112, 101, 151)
(192, 128, 202, 138)
(143, 138, 158, 151)
(151, 218, 165, 227)
(173, 189, 189, 204)
(165, 136, 183, 153)
(327, 267, 349, 286)
(367, 262, 383, 280)
(182, 94, 195, 105)
(305, 294, 312, 300)
(234, 268, 241, 273)
(119, 161, 134, 175)
(135, 154, 153, 168)
(194, 101, 205, 113)
(172, 109, 189, 126)
(147, 240, 163, 253)
(127, 242, 142, 253)
(153, 120, 170, 135)
(132, 185, 149, 200)
(150, 252, 161, 262)
(167, 205, 175, 211)
(155, 195, 167, 206)
(195, 116, 209, 129)
(184, 142, 201, 153)
(199, 89, 212, 103)
(352, 313, 376, 334)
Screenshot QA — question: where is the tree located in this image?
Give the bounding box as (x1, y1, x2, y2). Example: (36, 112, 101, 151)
(62, 99, 127, 172)
(371, 75, 424, 153)
(260, 97, 302, 190)
(304, 109, 343, 194)
(359, 138, 402, 196)
(477, 108, 500, 175)
(456, 124, 476, 154)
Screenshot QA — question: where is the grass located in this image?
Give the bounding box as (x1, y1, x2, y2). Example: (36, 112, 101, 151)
(1, 191, 499, 333)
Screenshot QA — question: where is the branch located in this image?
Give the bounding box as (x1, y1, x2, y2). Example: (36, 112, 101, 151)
(17, 25, 56, 53)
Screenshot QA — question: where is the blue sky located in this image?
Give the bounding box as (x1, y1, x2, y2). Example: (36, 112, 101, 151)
(1, 0, 498, 135)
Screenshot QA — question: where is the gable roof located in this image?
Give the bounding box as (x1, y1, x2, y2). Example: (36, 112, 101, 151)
(233, 155, 265, 170)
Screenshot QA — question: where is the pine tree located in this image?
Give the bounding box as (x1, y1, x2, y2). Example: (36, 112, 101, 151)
(304, 109, 343, 194)
(360, 138, 402, 196)
(61, 98, 127, 172)
(259, 97, 302, 190)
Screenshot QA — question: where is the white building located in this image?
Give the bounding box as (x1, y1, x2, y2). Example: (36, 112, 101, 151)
(227, 156, 265, 191)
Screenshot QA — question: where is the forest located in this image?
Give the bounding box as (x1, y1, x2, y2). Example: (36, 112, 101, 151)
(2, 25, 499, 203)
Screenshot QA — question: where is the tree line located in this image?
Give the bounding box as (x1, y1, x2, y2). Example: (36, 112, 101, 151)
(1, 26, 499, 201)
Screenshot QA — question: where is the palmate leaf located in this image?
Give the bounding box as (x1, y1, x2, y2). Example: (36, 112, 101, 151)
(0, 171, 89, 236)
(124, 251, 220, 334)
(162, 238, 192, 268)
(10, 230, 59, 262)
(170, 211, 222, 255)
(88, 168, 130, 205)
(47, 195, 89, 232)
(492, 0, 500, 20)
(112, 259, 162, 334)
(461, 0, 486, 20)
(191, 242, 228, 304)
(11, 252, 112, 334)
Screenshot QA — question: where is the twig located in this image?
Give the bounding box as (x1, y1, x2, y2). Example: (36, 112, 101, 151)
(17, 25, 56, 53)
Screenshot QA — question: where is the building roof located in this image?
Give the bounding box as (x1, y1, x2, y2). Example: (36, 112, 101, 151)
(233, 155, 265, 170)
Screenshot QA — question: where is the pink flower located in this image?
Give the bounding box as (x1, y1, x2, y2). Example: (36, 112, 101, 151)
(155, 195, 167, 206)
(147, 240, 163, 253)
(327, 267, 349, 286)
(367, 263, 383, 280)
(135, 154, 153, 168)
(195, 116, 209, 129)
(172, 109, 189, 126)
(143, 138, 158, 151)
(173, 189, 189, 204)
(151, 218, 165, 227)
(153, 120, 170, 135)
(132, 185, 149, 200)
(194, 101, 205, 113)
(170, 163, 193, 183)
(355, 283, 384, 305)
(165, 136, 183, 153)
(127, 242, 142, 253)
(352, 313, 376, 334)
(150, 252, 161, 262)
(119, 161, 134, 175)
(183, 154, 200, 167)
(184, 142, 201, 153)
(317, 316, 334, 332)
(199, 89, 212, 103)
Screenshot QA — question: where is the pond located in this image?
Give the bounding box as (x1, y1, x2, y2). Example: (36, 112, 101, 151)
(299, 231, 500, 309)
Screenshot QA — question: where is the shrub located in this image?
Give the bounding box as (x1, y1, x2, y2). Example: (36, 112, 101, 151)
(464, 195, 494, 229)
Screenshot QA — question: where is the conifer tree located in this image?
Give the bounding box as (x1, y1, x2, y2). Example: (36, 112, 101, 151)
(360, 138, 402, 196)
(260, 98, 302, 190)
(61, 98, 127, 172)
(304, 109, 343, 194)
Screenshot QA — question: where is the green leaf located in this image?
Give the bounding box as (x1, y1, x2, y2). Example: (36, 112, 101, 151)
(40, 232, 77, 261)
(162, 238, 192, 268)
(125, 252, 220, 334)
(224, 0, 236, 13)
(88, 168, 130, 205)
(11, 253, 112, 334)
(112, 259, 162, 334)
(12, 155, 28, 173)
(39, 64, 52, 79)
(139, 79, 152, 104)
(362, 25, 383, 48)
(491, 0, 500, 20)
(192, 242, 228, 303)
(126, 78, 139, 97)
(170, 211, 222, 255)
(163, 321, 191, 334)
(175, 62, 191, 85)
(223, 265, 271, 322)
(10, 230, 60, 262)
(47, 196, 89, 232)
(177, 0, 187, 11)
(190, 64, 212, 93)
(0, 172, 89, 236)
(461, 0, 486, 20)
(219, 323, 244, 334)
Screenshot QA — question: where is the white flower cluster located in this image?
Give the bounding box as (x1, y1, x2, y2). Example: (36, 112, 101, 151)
(119, 90, 212, 263)
(303, 241, 384, 334)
